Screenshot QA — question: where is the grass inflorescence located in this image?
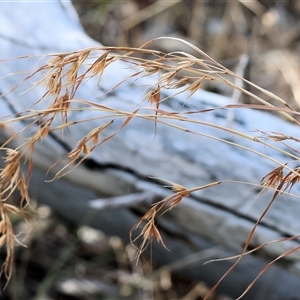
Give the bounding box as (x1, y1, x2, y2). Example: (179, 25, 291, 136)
(1, 37, 300, 298)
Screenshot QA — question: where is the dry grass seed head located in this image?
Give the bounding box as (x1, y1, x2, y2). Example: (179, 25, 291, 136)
(86, 120, 115, 147)
(65, 50, 90, 85)
(50, 119, 116, 180)
(143, 65, 162, 75)
(0, 149, 30, 282)
(52, 90, 70, 111)
(47, 55, 65, 68)
(47, 70, 62, 96)
(160, 71, 178, 86)
(0, 150, 21, 198)
(166, 76, 190, 89)
(260, 164, 285, 191)
(131, 180, 221, 261)
(130, 207, 168, 258)
(88, 51, 112, 78)
(130, 182, 191, 258)
(163, 192, 189, 212)
(281, 166, 300, 193)
(147, 86, 161, 110)
(29, 119, 52, 146)
(49, 91, 71, 124)
(17, 174, 30, 209)
(0, 203, 17, 282)
(186, 77, 206, 98)
(68, 120, 115, 162)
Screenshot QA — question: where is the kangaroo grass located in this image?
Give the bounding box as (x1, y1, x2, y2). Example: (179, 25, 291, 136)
(1, 37, 300, 297)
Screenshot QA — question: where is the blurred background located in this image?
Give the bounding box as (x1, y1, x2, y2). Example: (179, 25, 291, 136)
(2, 1, 300, 299)
(73, 0, 300, 113)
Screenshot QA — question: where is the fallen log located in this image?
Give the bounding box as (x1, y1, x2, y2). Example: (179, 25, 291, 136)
(1, 1, 300, 299)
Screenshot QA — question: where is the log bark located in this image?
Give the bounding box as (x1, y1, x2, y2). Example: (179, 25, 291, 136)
(1, 1, 300, 299)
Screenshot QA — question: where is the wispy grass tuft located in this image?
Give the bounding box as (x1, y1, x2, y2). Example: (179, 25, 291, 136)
(1, 37, 300, 297)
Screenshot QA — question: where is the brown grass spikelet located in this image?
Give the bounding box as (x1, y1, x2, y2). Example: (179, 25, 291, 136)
(280, 166, 300, 193)
(52, 90, 70, 121)
(162, 191, 190, 212)
(67, 147, 82, 163)
(258, 164, 300, 203)
(147, 86, 161, 109)
(86, 120, 115, 147)
(130, 180, 220, 259)
(51, 120, 115, 180)
(65, 50, 91, 85)
(260, 164, 285, 191)
(17, 174, 30, 210)
(66, 60, 79, 85)
(69, 120, 115, 158)
(130, 207, 168, 258)
(143, 65, 162, 75)
(186, 77, 206, 98)
(160, 70, 178, 86)
(165, 76, 189, 89)
(47, 55, 64, 68)
(88, 51, 112, 78)
(0, 149, 22, 199)
(48, 72, 62, 96)
(0, 149, 32, 285)
(28, 119, 52, 147)
(0, 149, 28, 277)
(0, 201, 18, 283)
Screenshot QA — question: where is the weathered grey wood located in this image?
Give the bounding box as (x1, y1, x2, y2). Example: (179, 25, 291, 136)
(1, 1, 300, 299)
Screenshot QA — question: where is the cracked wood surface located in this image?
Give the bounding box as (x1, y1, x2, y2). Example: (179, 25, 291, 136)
(1, 1, 300, 299)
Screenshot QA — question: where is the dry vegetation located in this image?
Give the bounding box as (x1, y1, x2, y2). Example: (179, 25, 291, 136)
(73, 0, 300, 111)
(1, 1, 300, 299)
